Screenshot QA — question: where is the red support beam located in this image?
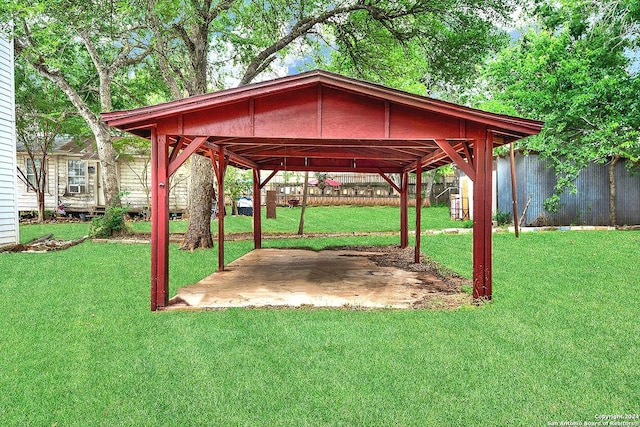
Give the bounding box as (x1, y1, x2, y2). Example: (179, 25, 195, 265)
(461, 141, 473, 169)
(157, 134, 170, 308)
(243, 148, 416, 161)
(216, 146, 227, 272)
(210, 148, 219, 178)
(377, 171, 402, 193)
(415, 161, 422, 264)
(472, 133, 494, 302)
(259, 168, 280, 189)
(251, 164, 404, 174)
(484, 134, 494, 299)
(435, 140, 475, 178)
(216, 137, 439, 148)
(150, 128, 158, 311)
(150, 130, 170, 310)
(168, 137, 184, 164)
(168, 136, 208, 177)
(400, 171, 409, 248)
(253, 168, 262, 249)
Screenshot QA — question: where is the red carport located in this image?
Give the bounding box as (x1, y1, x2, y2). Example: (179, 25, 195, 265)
(102, 70, 543, 311)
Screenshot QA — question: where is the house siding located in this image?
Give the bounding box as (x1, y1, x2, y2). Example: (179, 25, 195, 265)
(0, 35, 18, 246)
(16, 150, 190, 216)
(16, 154, 57, 212)
(118, 157, 189, 215)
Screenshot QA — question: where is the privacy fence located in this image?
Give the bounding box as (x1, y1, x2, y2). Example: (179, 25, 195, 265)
(268, 173, 458, 207)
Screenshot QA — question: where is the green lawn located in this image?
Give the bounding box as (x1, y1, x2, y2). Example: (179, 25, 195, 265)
(128, 205, 462, 235)
(2, 207, 638, 426)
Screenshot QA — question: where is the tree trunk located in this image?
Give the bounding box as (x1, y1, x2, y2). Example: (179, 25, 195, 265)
(37, 160, 46, 222)
(37, 189, 45, 223)
(181, 154, 215, 249)
(423, 171, 436, 207)
(297, 171, 310, 235)
(609, 155, 620, 227)
(93, 123, 121, 207)
(23, 55, 121, 207)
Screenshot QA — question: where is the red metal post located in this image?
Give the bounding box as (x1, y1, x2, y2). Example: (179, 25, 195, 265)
(150, 130, 170, 310)
(472, 133, 494, 301)
(157, 134, 170, 308)
(415, 162, 422, 264)
(253, 168, 262, 249)
(484, 133, 494, 299)
(150, 128, 158, 311)
(400, 171, 409, 248)
(216, 146, 226, 272)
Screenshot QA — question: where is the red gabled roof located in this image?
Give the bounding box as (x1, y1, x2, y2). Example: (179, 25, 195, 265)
(103, 70, 543, 173)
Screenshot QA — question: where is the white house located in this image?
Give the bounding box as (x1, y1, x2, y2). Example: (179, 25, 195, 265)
(16, 138, 190, 218)
(0, 35, 18, 247)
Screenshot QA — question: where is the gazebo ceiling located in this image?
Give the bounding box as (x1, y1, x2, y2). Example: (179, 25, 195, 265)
(103, 70, 543, 174)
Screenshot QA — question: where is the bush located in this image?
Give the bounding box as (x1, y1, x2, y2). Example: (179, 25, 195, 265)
(493, 210, 512, 227)
(90, 193, 130, 238)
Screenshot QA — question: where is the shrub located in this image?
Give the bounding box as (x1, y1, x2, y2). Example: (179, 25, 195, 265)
(90, 192, 130, 238)
(493, 210, 512, 226)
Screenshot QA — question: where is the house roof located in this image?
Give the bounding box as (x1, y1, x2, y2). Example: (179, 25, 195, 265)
(102, 70, 543, 173)
(16, 137, 100, 160)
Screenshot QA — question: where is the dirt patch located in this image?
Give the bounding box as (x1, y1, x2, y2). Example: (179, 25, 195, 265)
(331, 245, 471, 309)
(171, 245, 472, 310)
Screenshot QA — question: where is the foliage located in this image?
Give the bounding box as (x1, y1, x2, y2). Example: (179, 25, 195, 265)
(478, 0, 640, 212)
(224, 166, 253, 200)
(322, 0, 513, 99)
(0, 0, 155, 207)
(493, 210, 512, 226)
(313, 172, 331, 191)
(13, 57, 84, 222)
(2, 225, 639, 425)
(89, 192, 130, 238)
(281, 171, 301, 184)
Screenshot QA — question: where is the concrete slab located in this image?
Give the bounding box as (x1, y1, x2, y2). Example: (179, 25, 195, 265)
(171, 248, 468, 309)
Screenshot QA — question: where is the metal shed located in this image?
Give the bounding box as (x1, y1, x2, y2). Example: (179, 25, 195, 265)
(102, 70, 543, 310)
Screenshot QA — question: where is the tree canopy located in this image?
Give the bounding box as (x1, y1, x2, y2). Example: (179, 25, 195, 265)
(142, 0, 515, 249)
(478, 0, 640, 212)
(12, 0, 625, 227)
(1, 0, 154, 207)
(14, 57, 84, 222)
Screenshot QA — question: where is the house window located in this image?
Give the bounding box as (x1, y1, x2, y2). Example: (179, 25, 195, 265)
(68, 160, 87, 193)
(26, 158, 41, 191)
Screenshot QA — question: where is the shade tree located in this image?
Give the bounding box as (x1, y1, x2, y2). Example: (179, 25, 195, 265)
(478, 0, 640, 223)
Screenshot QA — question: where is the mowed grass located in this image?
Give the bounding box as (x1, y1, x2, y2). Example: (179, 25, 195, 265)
(128, 205, 462, 235)
(1, 207, 638, 426)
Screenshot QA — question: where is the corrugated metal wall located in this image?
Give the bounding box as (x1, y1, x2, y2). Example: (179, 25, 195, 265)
(497, 154, 640, 226)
